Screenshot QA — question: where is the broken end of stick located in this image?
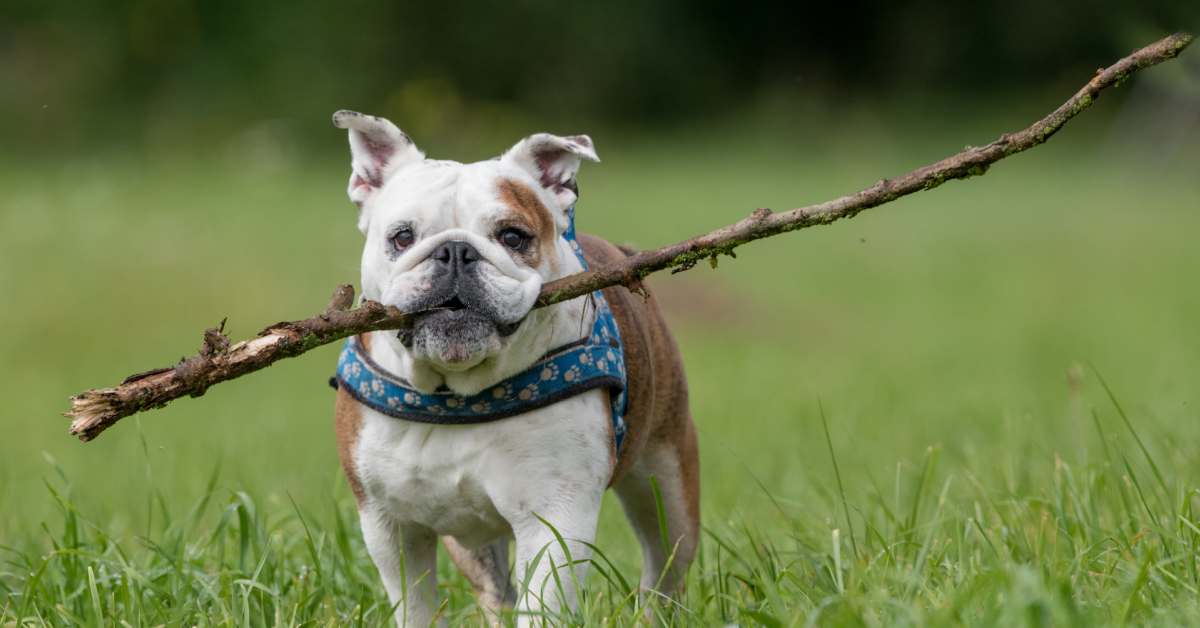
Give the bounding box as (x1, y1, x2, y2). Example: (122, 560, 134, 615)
(65, 389, 120, 442)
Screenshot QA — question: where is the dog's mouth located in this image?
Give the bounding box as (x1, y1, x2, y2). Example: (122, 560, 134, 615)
(439, 296, 467, 312)
(429, 294, 523, 336)
(397, 295, 523, 346)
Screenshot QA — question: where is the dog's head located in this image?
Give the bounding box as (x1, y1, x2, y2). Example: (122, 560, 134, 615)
(333, 110, 599, 377)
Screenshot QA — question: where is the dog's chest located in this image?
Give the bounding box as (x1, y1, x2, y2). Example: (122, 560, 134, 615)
(352, 389, 613, 545)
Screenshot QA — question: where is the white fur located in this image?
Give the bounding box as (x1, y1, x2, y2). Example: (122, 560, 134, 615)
(337, 112, 615, 625)
(354, 385, 612, 625)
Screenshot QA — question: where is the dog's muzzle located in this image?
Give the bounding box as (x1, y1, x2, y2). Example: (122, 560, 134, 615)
(397, 241, 524, 346)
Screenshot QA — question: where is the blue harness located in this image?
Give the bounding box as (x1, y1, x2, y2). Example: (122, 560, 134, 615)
(335, 209, 628, 451)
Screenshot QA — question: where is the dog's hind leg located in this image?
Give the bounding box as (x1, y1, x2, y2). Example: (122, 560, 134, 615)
(613, 416, 700, 597)
(443, 535, 515, 621)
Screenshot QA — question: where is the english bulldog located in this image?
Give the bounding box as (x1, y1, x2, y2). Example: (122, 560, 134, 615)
(330, 110, 698, 625)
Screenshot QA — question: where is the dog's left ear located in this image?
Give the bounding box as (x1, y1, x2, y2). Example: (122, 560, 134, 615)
(332, 110, 425, 212)
(501, 133, 599, 210)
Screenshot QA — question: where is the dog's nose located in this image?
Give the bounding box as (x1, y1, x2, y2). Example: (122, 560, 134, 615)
(432, 241, 480, 271)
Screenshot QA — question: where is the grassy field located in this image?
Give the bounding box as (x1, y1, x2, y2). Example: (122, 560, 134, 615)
(1, 104, 1199, 625)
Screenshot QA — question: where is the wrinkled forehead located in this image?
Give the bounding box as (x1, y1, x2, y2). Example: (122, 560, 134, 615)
(369, 159, 555, 233)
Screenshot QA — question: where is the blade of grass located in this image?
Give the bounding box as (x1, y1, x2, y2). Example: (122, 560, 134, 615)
(820, 400, 860, 561)
(649, 475, 672, 561)
(1091, 364, 1169, 497)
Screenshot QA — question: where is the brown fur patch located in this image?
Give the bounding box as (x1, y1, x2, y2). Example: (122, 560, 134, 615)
(676, 417, 701, 536)
(334, 334, 369, 504)
(496, 178, 556, 268)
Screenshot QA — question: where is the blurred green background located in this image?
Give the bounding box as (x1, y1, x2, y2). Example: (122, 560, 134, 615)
(2, 3, 1200, 623)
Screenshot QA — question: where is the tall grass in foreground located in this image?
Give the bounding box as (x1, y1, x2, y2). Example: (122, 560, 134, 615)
(3, 376, 1198, 626)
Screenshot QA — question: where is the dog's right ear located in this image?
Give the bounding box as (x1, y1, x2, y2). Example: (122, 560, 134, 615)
(332, 110, 424, 212)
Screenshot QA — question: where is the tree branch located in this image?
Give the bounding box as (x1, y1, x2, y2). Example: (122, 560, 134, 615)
(66, 32, 1194, 442)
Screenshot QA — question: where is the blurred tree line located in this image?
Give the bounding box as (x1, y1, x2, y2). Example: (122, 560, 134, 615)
(1, 0, 1195, 154)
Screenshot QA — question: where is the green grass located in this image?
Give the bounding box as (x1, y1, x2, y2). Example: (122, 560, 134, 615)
(1, 105, 1199, 625)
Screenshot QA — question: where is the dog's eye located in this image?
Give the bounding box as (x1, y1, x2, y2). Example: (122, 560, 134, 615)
(498, 228, 530, 251)
(392, 228, 415, 250)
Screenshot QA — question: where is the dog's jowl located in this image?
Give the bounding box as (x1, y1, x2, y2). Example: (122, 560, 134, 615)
(330, 110, 698, 626)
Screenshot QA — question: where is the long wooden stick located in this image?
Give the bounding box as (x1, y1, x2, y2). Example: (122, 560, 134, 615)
(66, 32, 1194, 442)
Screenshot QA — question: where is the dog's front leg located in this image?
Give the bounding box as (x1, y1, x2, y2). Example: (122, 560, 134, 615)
(508, 493, 603, 626)
(360, 509, 440, 627)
